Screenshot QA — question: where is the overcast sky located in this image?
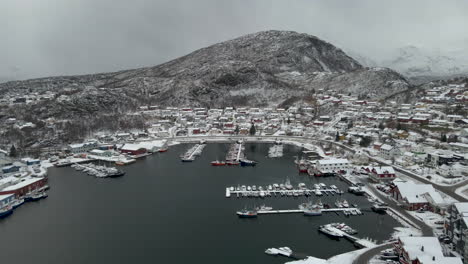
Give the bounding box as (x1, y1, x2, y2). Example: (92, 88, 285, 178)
(1, 0, 467, 81)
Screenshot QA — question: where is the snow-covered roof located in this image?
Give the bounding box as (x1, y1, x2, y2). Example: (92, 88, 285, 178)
(395, 182, 444, 204)
(372, 166, 395, 175)
(418, 256, 463, 264)
(454, 203, 468, 214)
(381, 144, 394, 151)
(400, 236, 443, 261)
(1, 177, 45, 192)
(317, 159, 349, 165)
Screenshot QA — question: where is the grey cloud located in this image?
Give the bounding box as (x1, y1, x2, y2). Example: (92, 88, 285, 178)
(1, 0, 467, 81)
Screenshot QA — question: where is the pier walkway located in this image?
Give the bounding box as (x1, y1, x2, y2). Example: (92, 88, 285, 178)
(256, 208, 363, 216)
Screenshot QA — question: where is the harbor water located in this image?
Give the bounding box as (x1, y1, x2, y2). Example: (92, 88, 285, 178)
(0, 143, 400, 264)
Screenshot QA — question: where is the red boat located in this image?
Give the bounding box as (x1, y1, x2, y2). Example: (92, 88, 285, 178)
(211, 160, 226, 166)
(158, 148, 168, 153)
(226, 161, 240, 166)
(298, 163, 308, 173)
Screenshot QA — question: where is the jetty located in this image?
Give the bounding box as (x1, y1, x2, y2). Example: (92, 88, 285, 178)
(256, 208, 363, 216)
(225, 188, 344, 198)
(181, 143, 206, 162)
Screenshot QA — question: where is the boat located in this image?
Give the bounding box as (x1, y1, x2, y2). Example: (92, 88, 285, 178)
(265, 248, 278, 255)
(158, 148, 168, 153)
(257, 205, 273, 211)
(107, 169, 125, 178)
(348, 186, 365, 195)
(0, 205, 14, 218)
(211, 160, 226, 166)
(342, 200, 349, 208)
(371, 203, 388, 213)
(285, 179, 293, 190)
(303, 204, 322, 216)
(11, 198, 25, 209)
(226, 161, 239, 166)
(314, 189, 323, 196)
(236, 209, 258, 218)
(30, 192, 48, 201)
(319, 224, 344, 238)
(240, 159, 257, 167)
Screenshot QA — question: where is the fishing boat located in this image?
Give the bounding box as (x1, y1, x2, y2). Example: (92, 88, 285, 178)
(236, 209, 258, 218)
(0, 205, 13, 218)
(30, 192, 48, 201)
(211, 160, 226, 166)
(319, 224, 344, 238)
(107, 169, 125, 178)
(240, 159, 257, 167)
(226, 161, 239, 166)
(158, 148, 168, 153)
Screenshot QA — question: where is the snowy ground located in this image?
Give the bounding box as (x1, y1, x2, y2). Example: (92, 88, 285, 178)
(285, 247, 374, 264)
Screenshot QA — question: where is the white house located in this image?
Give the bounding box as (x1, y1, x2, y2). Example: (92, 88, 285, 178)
(316, 158, 350, 173)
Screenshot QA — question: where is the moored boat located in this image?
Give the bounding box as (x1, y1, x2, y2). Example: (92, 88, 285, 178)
(11, 198, 25, 209)
(0, 205, 13, 218)
(236, 209, 258, 218)
(211, 160, 226, 166)
(240, 159, 257, 167)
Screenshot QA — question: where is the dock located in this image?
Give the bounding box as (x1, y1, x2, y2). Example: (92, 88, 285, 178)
(225, 188, 343, 198)
(256, 208, 363, 216)
(181, 143, 205, 161)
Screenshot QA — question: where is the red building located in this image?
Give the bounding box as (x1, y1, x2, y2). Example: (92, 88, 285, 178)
(120, 144, 147, 155)
(0, 177, 48, 197)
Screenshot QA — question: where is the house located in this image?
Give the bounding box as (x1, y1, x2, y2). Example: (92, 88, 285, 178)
(68, 141, 98, 154)
(391, 181, 447, 212)
(120, 144, 147, 156)
(369, 166, 396, 182)
(394, 236, 462, 264)
(447, 203, 468, 262)
(379, 144, 398, 160)
(316, 159, 350, 173)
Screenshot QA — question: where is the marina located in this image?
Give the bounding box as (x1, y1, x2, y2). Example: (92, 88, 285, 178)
(71, 163, 125, 178)
(0, 143, 401, 264)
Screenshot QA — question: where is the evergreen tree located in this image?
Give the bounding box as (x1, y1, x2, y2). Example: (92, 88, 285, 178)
(9, 144, 17, 157)
(335, 132, 340, 142)
(249, 124, 256, 136)
(441, 134, 447, 142)
(396, 122, 402, 131)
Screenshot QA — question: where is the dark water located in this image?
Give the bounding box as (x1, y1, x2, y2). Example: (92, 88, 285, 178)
(0, 143, 399, 264)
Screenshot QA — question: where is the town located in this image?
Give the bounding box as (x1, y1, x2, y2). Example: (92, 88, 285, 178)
(0, 82, 467, 264)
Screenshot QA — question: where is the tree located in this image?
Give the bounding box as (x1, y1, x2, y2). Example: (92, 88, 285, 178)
(347, 121, 354, 129)
(335, 132, 340, 142)
(234, 125, 240, 134)
(249, 123, 256, 136)
(441, 134, 447, 143)
(359, 136, 372, 147)
(9, 144, 17, 157)
(378, 122, 385, 130)
(287, 117, 291, 124)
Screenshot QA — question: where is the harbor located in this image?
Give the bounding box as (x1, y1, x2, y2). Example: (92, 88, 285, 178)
(0, 143, 401, 264)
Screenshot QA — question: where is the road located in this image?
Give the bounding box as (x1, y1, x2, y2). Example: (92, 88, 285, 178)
(353, 185, 433, 264)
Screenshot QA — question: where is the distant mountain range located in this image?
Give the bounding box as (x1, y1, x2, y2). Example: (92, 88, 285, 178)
(349, 45, 468, 82)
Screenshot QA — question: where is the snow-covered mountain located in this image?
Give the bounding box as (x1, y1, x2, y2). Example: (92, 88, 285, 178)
(351, 45, 468, 79)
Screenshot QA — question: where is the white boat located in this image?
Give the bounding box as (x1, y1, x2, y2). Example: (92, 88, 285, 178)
(319, 225, 344, 238)
(342, 200, 350, 208)
(257, 205, 273, 211)
(314, 189, 323, 196)
(265, 248, 278, 255)
(260, 191, 265, 198)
